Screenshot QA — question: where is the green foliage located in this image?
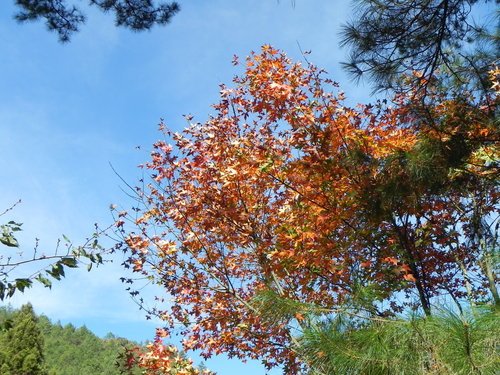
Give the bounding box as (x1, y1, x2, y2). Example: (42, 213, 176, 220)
(252, 290, 500, 374)
(300, 307, 499, 375)
(40, 321, 140, 375)
(0, 305, 142, 375)
(0, 221, 22, 248)
(252, 289, 318, 324)
(0, 303, 47, 375)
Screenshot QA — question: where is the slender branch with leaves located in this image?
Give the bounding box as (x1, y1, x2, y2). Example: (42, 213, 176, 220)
(0, 200, 110, 300)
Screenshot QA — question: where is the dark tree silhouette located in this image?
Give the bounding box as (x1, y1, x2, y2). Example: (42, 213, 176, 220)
(340, 0, 498, 93)
(14, 0, 180, 42)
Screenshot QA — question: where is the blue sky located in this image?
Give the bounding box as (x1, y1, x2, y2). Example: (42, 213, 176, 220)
(0, 1, 372, 373)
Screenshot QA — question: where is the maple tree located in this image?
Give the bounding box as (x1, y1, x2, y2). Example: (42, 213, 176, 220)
(121, 329, 214, 375)
(115, 47, 498, 372)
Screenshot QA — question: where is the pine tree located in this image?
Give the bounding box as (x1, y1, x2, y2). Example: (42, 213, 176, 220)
(2, 303, 47, 375)
(250, 289, 500, 374)
(13, 0, 180, 42)
(340, 0, 498, 94)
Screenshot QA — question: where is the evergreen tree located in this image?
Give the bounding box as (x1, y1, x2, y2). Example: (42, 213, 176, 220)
(1, 303, 47, 375)
(252, 290, 500, 374)
(340, 0, 498, 93)
(13, 0, 180, 42)
(0, 306, 144, 375)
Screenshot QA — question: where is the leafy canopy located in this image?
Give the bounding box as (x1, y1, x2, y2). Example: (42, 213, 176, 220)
(115, 46, 498, 372)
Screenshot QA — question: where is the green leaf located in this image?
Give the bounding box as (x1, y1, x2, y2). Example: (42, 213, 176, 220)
(0, 236, 18, 247)
(60, 257, 78, 268)
(76, 247, 88, 258)
(36, 275, 52, 288)
(47, 263, 64, 280)
(7, 283, 15, 298)
(259, 159, 274, 172)
(14, 278, 32, 292)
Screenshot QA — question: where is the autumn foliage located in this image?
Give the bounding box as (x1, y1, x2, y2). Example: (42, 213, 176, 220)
(121, 331, 213, 375)
(115, 46, 499, 372)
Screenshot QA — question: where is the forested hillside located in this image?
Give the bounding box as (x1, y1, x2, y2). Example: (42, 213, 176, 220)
(0, 304, 141, 375)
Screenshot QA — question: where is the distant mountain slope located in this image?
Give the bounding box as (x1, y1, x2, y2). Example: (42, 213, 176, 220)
(0, 305, 141, 375)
